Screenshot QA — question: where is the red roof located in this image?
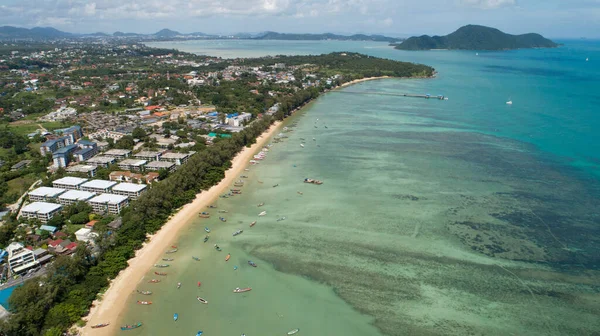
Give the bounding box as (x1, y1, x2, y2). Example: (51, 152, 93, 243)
(48, 239, 63, 247)
(53, 232, 67, 238)
(65, 242, 78, 250)
(85, 220, 98, 228)
(145, 105, 161, 111)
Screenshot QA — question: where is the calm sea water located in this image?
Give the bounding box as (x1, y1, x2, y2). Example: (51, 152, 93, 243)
(121, 40, 600, 335)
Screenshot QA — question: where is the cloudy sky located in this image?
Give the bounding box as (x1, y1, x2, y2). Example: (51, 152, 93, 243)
(1, 0, 598, 37)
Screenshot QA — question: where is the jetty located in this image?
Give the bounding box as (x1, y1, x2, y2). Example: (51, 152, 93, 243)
(333, 91, 447, 100)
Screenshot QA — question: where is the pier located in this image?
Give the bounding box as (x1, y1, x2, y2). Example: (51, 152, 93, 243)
(332, 91, 447, 100)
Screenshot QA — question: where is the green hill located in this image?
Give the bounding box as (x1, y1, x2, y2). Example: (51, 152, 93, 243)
(394, 25, 558, 50)
(255, 32, 401, 43)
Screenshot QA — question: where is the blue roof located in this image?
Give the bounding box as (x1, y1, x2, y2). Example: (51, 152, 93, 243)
(39, 225, 58, 233)
(75, 147, 94, 155)
(53, 144, 78, 156)
(0, 250, 7, 263)
(226, 113, 239, 118)
(55, 125, 81, 134)
(42, 138, 64, 147)
(77, 140, 95, 146)
(207, 112, 218, 117)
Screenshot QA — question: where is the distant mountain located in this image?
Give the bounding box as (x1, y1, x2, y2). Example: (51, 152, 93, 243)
(154, 29, 181, 37)
(254, 31, 401, 43)
(0, 26, 73, 39)
(113, 31, 141, 37)
(395, 25, 558, 51)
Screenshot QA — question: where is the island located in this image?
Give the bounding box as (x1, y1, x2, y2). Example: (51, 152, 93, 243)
(253, 32, 402, 43)
(393, 24, 558, 51)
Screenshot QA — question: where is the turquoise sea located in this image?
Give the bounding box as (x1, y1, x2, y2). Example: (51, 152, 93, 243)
(119, 40, 600, 335)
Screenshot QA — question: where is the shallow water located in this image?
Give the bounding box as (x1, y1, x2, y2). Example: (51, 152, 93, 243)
(120, 40, 600, 335)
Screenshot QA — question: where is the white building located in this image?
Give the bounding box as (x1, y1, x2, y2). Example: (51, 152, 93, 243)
(88, 194, 129, 215)
(6, 242, 36, 275)
(53, 176, 88, 190)
(65, 164, 98, 177)
(85, 156, 116, 168)
(20, 202, 63, 223)
(160, 152, 191, 166)
(28, 187, 66, 202)
(118, 159, 147, 172)
(57, 190, 96, 206)
(134, 151, 162, 161)
(75, 227, 98, 243)
(87, 129, 126, 140)
(104, 149, 131, 159)
(145, 160, 176, 172)
(111, 183, 147, 200)
(80, 180, 117, 194)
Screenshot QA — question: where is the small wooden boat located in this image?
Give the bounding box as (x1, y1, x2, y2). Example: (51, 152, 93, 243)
(218, 210, 228, 213)
(148, 279, 161, 283)
(232, 230, 243, 236)
(220, 195, 229, 198)
(232, 191, 242, 194)
(225, 253, 231, 261)
(171, 245, 177, 248)
(273, 184, 279, 187)
(203, 235, 209, 243)
(233, 287, 252, 293)
(197, 297, 208, 304)
(248, 260, 257, 267)
(137, 290, 152, 295)
(154, 264, 169, 268)
(166, 249, 178, 254)
(162, 258, 174, 261)
(177, 282, 181, 289)
(304, 178, 323, 185)
(154, 272, 167, 276)
(192, 256, 201, 261)
(240, 175, 248, 178)
(208, 205, 217, 208)
(257, 180, 264, 183)
(250, 221, 256, 227)
(199, 214, 210, 218)
(287, 328, 300, 335)
(136, 300, 152, 305)
(258, 211, 266, 216)
(219, 217, 227, 222)
(174, 313, 178, 321)
(197, 281, 202, 287)
(196, 331, 203, 336)
(257, 203, 264, 207)
(324, 125, 328, 128)
(214, 244, 222, 251)
(277, 217, 286, 222)
(297, 191, 303, 195)
(230, 189, 241, 192)
(204, 227, 211, 233)
(91, 323, 110, 329)
(120, 322, 142, 330)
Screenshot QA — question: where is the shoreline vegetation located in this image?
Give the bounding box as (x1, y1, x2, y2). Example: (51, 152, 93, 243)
(0, 50, 434, 336)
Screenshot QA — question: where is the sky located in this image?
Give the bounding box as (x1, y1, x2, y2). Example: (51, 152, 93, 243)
(0, 0, 599, 38)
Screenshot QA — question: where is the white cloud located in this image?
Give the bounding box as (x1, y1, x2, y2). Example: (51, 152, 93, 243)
(460, 0, 516, 9)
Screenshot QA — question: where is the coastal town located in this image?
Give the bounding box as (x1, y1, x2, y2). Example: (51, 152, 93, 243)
(0, 38, 434, 334)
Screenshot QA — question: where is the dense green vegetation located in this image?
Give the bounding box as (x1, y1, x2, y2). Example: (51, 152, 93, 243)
(394, 25, 558, 51)
(254, 32, 401, 43)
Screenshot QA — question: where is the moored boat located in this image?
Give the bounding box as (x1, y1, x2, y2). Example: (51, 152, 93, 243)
(258, 211, 266, 216)
(233, 287, 252, 293)
(257, 202, 264, 207)
(273, 184, 279, 187)
(199, 214, 210, 218)
(197, 297, 208, 304)
(232, 229, 243, 236)
(166, 248, 178, 254)
(248, 260, 257, 267)
(120, 322, 142, 330)
(219, 217, 227, 222)
(225, 253, 231, 261)
(91, 323, 110, 329)
(162, 258, 174, 261)
(287, 328, 300, 335)
(155, 272, 167, 276)
(203, 235, 209, 243)
(174, 313, 178, 321)
(148, 279, 161, 283)
(192, 256, 201, 261)
(208, 205, 217, 208)
(277, 216, 286, 222)
(154, 264, 169, 268)
(197, 331, 203, 336)
(137, 290, 152, 295)
(177, 282, 181, 289)
(137, 300, 152, 305)
(304, 178, 323, 185)
(204, 227, 211, 233)
(218, 210, 228, 213)
(250, 221, 256, 227)
(214, 244, 222, 251)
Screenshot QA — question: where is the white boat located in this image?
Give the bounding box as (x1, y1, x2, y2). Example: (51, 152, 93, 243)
(258, 211, 266, 216)
(300, 144, 304, 148)
(586, 57, 589, 61)
(288, 329, 300, 335)
(476, 52, 479, 56)
(506, 100, 513, 105)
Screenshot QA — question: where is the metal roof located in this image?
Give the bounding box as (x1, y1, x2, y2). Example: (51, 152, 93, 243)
(146, 161, 174, 168)
(119, 159, 147, 166)
(105, 149, 132, 155)
(112, 183, 147, 193)
(21, 202, 63, 214)
(28, 187, 66, 198)
(58, 190, 96, 201)
(53, 176, 88, 186)
(81, 180, 117, 190)
(89, 193, 128, 204)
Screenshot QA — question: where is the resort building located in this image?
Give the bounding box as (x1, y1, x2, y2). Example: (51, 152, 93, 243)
(20, 202, 63, 223)
(54, 125, 83, 145)
(53, 176, 88, 190)
(6, 242, 36, 275)
(80, 180, 117, 194)
(104, 149, 132, 159)
(40, 137, 66, 156)
(28, 187, 66, 202)
(111, 182, 147, 200)
(57, 190, 96, 206)
(65, 164, 98, 177)
(74, 228, 98, 243)
(85, 156, 116, 168)
(134, 150, 162, 161)
(88, 194, 129, 215)
(109, 171, 160, 184)
(74, 147, 97, 162)
(52, 144, 78, 168)
(145, 160, 176, 172)
(160, 152, 192, 165)
(117, 159, 147, 172)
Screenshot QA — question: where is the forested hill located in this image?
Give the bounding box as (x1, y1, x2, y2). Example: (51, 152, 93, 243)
(394, 25, 558, 50)
(254, 32, 401, 43)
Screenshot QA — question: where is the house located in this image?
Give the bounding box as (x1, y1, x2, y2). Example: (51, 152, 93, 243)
(65, 164, 98, 177)
(6, 242, 37, 275)
(85, 156, 116, 168)
(160, 152, 191, 166)
(74, 228, 98, 243)
(145, 160, 175, 172)
(88, 194, 129, 215)
(104, 149, 131, 159)
(53, 176, 88, 190)
(28, 187, 66, 202)
(80, 180, 117, 194)
(20, 202, 63, 223)
(11, 160, 32, 171)
(87, 129, 126, 140)
(58, 190, 96, 205)
(107, 217, 123, 230)
(111, 183, 147, 200)
(133, 151, 162, 161)
(117, 159, 147, 172)
(85, 220, 98, 229)
(38, 225, 58, 235)
(52, 144, 78, 168)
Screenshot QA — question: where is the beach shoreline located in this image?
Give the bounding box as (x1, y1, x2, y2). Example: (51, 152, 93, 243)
(82, 121, 282, 335)
(339, 76, 391, 88)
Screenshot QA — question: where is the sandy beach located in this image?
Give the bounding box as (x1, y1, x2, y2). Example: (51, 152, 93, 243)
(82, 121, 282, 335)
(339, 76, 391, 88)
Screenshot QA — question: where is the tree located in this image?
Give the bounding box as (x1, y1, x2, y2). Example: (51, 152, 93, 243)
(114, 135, 135, 150)
(69, 212, 89, 225)
(132, 127, 146, 139)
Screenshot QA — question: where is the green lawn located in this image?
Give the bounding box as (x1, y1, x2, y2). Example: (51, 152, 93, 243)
(6, 121, 66, 136)
(5, 174, 38, 204)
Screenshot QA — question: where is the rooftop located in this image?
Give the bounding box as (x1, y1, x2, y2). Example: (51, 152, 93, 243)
(134, 151, 162, 157)
(119, 159, 147, 166)
(65, 165, 97, 173)
(161, 152, 190, 159)
(58, 190, 96, 201)
(28, 187, 66, 198)
(86, 156, 116, 164)
(112, 182, 147, 193)
(146, 161, 175, 168)
(54, 144, 78, 155)
(89, 193, 128, 204)
(104, 149, 132, 156)
(53, 176, 88, 186)
(81, 180, 117, 190)
(21, 201, 62, 214)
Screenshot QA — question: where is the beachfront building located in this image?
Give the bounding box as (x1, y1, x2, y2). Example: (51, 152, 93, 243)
(160, 152, 191, 166)
(6, 242, 36, 275)
(75, 228, 98, 243)
(65, 164, 98, 177)
(109, 171, 160, 184)
(28, 187, 66, 202)
(88, 194, 129, 215)
(20, 202, 63, 223)
(134, 151, 162, 162)
(80, 180, 117, 194)
(57, 190, 96, 206)
(118, 159, 147, 172)
(85, 156, 116, 168)
(145, 160, 176, 173)
(111, 183, 147, 200)
(104, 149, 131, 160)
(53, 176, 88, 190)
